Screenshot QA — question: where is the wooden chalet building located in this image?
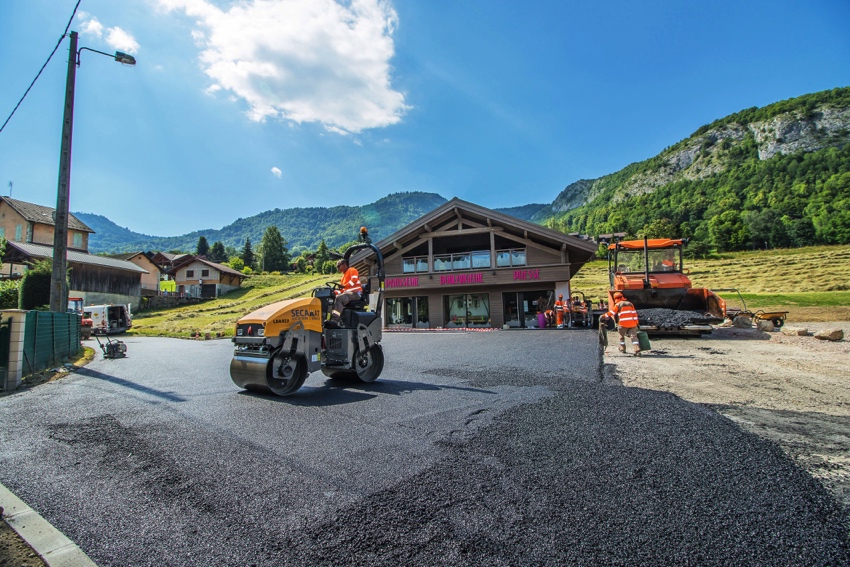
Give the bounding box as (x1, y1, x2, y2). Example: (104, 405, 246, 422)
(349, 198, 599, 329)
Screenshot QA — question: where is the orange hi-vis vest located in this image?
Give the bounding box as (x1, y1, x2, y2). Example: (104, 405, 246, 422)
(339, 267, 363, 294)
(606, 300, 639, 328)
(554, 300, 565, 312)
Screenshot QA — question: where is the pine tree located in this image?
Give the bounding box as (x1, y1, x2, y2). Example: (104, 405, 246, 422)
(261, 226, 291, 272)
(314, 239, 329, 268)
(241, 237, 255, 269)
(209, 241, 226, 263)
(196, 236, 210, 257)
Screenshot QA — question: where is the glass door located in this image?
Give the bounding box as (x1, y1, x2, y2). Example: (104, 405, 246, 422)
(502, 293, 521, 328)
(386, 297, 414, 327)
(444, 294, 490, 328)
(415, 296, 430, 328)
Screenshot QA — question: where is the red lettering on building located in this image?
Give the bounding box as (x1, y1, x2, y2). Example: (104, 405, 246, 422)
(439, 273, 484, 285)
(386, 277, 419, 288)
(513, 269, 540, 281)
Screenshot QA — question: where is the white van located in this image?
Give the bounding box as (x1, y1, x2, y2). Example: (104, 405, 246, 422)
(88, 304, 133, 335)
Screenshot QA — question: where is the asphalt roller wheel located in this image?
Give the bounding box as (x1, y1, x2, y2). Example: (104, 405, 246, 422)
(320, 345, 384, 383)
(267, 353, 308, 396)
(231, 349, 308, 396)
(355, 345, 384, 383)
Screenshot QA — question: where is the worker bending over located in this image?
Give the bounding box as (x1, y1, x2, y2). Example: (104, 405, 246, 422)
(326, 259, 362, 328)
(603, 292, 641, 356)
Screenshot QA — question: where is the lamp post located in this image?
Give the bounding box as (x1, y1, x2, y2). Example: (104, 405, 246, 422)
(50, 31, 136, 312)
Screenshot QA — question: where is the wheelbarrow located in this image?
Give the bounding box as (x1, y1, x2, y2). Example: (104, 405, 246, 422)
(751, 310, 789, 328)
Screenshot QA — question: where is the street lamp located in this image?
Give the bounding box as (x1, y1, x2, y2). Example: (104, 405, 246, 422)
(50, 31, 136, 312)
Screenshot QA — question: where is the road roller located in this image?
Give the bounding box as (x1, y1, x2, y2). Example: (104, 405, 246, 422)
(230, 243, 385, 396)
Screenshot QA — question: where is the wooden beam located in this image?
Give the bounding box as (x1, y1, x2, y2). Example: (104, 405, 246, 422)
(498, 231, 559, 254)
(418, 226, 504, 239)
(384, 236, 431, 262)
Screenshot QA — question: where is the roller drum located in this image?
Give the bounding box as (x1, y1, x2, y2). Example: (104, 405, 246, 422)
(230, 349, 274, 394)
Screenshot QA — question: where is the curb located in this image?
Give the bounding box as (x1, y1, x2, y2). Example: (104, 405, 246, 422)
(0, 482, 96, 567)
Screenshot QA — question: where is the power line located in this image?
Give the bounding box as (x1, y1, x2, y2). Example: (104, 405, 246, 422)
(0, 0, 82, 135)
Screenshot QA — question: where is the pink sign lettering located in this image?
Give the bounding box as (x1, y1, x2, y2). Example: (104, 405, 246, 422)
(513, 269, 540, 280)
(439, 273, 484, 285)
(386, 277, 419, 288)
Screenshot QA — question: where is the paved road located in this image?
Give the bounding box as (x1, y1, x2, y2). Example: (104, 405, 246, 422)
(1, 331, 848, 566)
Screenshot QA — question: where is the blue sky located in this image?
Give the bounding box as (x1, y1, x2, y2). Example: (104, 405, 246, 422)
(1, 0, 848, 237)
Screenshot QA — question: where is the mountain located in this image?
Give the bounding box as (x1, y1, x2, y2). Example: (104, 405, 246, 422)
(78, 192, 449, 254)
(79, 88, 850, 256)
(535, 87, 850, 251)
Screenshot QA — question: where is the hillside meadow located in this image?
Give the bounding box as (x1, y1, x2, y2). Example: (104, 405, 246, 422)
(130, 245, 850, 338)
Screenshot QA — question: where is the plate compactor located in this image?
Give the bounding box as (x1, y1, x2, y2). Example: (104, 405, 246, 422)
(229, 243, 386, 396)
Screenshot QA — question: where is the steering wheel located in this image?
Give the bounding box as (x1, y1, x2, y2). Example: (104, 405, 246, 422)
(327, 281, 344, 292)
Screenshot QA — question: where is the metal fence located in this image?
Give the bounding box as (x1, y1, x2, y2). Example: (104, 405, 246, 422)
(21, 312, 82, 377)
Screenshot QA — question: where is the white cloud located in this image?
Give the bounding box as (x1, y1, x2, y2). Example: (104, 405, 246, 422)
(158, 0, 409, 134)
(105, 27, 140, 55)
(271, 166, 282, 178)
(80, 17, 104, 38)
(77, 13, 139, 55)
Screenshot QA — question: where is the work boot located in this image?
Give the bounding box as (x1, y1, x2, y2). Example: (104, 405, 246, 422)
(324, 319, 341, 329)
(634, 350, 641, 357)
(618, 346, 625, 353)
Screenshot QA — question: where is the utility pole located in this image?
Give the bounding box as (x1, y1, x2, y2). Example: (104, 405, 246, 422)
(50, 31, 77, 313)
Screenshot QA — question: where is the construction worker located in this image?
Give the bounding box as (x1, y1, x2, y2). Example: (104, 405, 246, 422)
(554, 294, 567, 328)
(602, 292, 641, 356)
(325, 258, 362, 328)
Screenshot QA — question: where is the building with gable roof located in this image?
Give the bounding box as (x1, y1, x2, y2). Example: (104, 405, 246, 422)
(168, 255, 248, 298)
(0, 197, 149, 309)
(349, 198, 599, 329)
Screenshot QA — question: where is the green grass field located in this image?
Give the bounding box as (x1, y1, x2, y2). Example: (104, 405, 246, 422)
(131, 245, 850, 337)
(129, 273, 329, 338)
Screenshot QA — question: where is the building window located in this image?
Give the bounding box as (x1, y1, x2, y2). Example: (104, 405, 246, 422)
(201, 269, 210, 277)
(15, 224, 22, 241)
(0, 228, 5, 239)
(432, 250, 490, 272)
(186, 270, 194, 278)
(72, 232, 83, 248)
(471, 250, 490, 269)
(433, 254, 452, 272)
(385, 296, 430, 328)
(496, 248, 527, 267)
(26, 223, 33, 243)
(402, 256, 429, 273)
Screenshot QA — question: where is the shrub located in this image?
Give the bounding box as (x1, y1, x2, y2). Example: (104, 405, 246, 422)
(0, 280, 19, 309)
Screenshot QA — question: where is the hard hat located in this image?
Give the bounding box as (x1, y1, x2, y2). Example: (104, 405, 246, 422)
(613, 292, 624, 300)
(360, 226, 368, 233)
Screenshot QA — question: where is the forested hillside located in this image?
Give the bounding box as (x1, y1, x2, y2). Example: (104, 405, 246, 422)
(538, 87, 850, 251)
(79, 192, 448, 254)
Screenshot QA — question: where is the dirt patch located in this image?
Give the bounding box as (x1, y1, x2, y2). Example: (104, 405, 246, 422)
(602, 321, 850, 510)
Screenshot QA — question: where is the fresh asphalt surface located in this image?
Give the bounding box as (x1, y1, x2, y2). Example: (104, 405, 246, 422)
(1, 331, 848, 566)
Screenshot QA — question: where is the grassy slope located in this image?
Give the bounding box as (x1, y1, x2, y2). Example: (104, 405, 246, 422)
(569, 245, 850, 322)
(131, 245, 850, 337)
(129, 273, 329, 338)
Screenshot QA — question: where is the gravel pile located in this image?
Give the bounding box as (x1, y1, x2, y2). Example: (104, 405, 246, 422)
(639, 307, 714, 327)
(282, 379, 850, 565)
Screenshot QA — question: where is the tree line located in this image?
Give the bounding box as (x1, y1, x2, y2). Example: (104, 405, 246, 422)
(191, 226, 356, 275)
